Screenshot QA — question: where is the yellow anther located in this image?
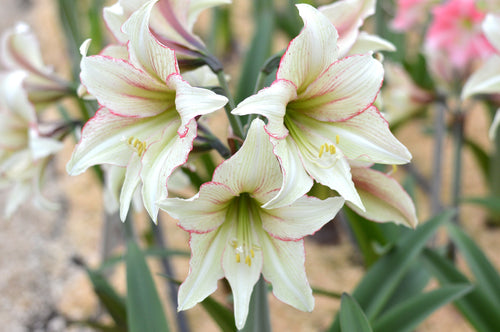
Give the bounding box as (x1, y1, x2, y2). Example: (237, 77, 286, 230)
(127, 136, 147, 157)
(336, 135, 340, 145)
(245, 255, 251, 266)
(236, 253, 241, 263)
(329, 144, 336, 154)
(318, 144, 325, 158)
(392, 164, 398, 173)
(250, 249, 255, 258)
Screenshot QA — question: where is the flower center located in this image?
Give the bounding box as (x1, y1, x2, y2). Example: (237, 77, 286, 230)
(284, 114, 341, 169)
(126, 136, 147, 157)
(228, 193, 261, 267)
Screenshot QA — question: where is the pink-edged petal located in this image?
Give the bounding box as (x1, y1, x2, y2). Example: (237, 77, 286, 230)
(300, 107, 412, 164)
(1, 23, 46, 72)
(462, 55, 500, 100)
(483, 14, 500, 52)
(119, 154, 142, 221)
(212, 119, 282, 199)
(260, 236, 314, 312)
(0, 71, 36, 123)
(290, 54, 383, 122)
(158, 182, 234, 233)
(178, 230, 227, 311)
(233, 79, 297, 139)
(66, 108, 174, 175)
(141, 119, 197, 222)
(29, 131, 63, 160)
(302, 147, 363, 209)
(80, 52, 175, 118)
(261, 196, 344, 241)
(348, 32, 396, 55)
(122, 0, 180, 81)
(277, 4, 339, 89)
(5, 181, 31, 218)
(169, 75, 228, 136)
(186, 0, 232, 31)
(262, 137, 313, 209)
(348, 166, 418, 228)
(222, 223, 263, 329)
(319, 0, 375, 56)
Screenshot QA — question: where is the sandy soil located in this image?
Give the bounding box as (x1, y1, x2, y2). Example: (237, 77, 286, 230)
(1, 1, 499, 331)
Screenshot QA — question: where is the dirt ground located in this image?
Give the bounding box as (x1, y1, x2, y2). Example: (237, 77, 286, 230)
(1, 0, 499, 331)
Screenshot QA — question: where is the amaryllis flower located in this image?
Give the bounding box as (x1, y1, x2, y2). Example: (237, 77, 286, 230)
(104, 0, 230, 62)
(319, 0, 395, 57)
(0, 71, 63, 217)
(462, 13, 500, 140)
(66, 0, 228, 222)
(0, 23, 72, 109)
(233, 4, 411, 209)
(158, 119, 344, 329)
(424, 0, 496, 82)
(391, 0, 438, 32)
(348, 164, 418, 228)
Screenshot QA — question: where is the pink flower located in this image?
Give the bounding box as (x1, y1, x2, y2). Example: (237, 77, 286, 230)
(425, 0, 496, 69)
(392, 0, 437, 32)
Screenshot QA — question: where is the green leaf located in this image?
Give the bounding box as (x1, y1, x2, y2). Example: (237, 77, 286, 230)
(126, 240, 170, 332)
(85, 268, 127, 328)
(200, 296, 237, 332)
(235, 0, 274, 104)
(329, 210, 453, 332)
(422, 249, 500, 332)
(380, 259, 430, 314)
(339, 293, 373, 332)
(461, 196, 500, 215)
(372, 284, 473, 332)
(447, 222, 500, 309)
(464, 138, 490, 183)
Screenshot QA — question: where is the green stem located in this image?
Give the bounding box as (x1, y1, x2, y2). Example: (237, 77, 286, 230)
(216, 70, 244, 140)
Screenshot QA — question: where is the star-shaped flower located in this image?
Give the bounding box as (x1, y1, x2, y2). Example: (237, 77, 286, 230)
(159, 119, 344, 329)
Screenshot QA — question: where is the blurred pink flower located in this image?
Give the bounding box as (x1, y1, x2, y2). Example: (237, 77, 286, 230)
(392, 0, 437, 32)
(425, 0, 495, 69)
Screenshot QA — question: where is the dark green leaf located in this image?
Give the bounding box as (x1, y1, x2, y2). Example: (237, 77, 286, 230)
(422, 249, 500, 332)
(372, 284, 472, 332)
(329, 210, 453, 332)
(200, 296, 236, 332)
(462, 196, 500, 215)
(447, 222, 500, 309)
(464, 138, 491, 184)
(126, 240, 170, 332)
(339, 293, 373, 332)
(85, 268, 127, 328)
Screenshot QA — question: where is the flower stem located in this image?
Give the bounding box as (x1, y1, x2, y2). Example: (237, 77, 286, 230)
(216, 70, 244, 140)
(431, 100, 446, 216)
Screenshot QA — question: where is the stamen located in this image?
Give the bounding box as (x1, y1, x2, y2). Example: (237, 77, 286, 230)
(318, 144, 325, 158)
(318, 143, 337, 157)
(236, 253, 241, 263)
(126, 136, 147, 157)
(336, 134, 340, 145)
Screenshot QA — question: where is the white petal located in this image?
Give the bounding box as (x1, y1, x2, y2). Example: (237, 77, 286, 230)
(119, 154, 142, 221)
(122, 0, 179, 81)
(141, 119, 196, 221)
(483, 14, 500, 52)
(178, 230, 227, 310)
(158, 182, 234, 233)
(348, 32, 396, 55)
(262, 138, 313, 209)
(212, 119, 282, 198)
(277, 4, 339, 88)
(462, 55, 500, 100)
(66, 108, 174, 175)
(169, 76, 228, 135)
(233, 79, 297, 139)
(291, 54, 383, 122)
(348, 166, 418, 228)
(260, 236, 314, 312)
(222, 223, 263, 329)
(80, 54, 175, 117)
(262, 196, 344, 240)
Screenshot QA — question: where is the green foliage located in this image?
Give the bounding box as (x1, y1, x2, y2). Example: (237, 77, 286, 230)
(339, 293, 373, 332)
